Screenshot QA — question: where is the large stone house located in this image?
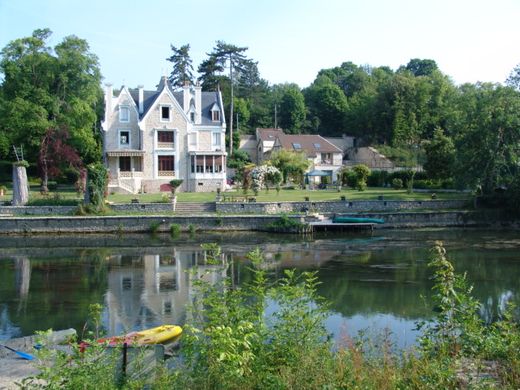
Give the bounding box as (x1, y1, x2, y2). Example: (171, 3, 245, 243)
(101, 77, 227, 193)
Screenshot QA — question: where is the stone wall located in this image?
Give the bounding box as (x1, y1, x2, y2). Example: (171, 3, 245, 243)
(0, 211, 510, 235)
(0, 215, 286, 234)
(0, 206, 77, 216)
(0, 199, 469, 216)
(216, 199, 469, 214)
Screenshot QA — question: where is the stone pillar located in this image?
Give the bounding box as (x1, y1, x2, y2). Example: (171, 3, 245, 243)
(12, 164, 29, 206)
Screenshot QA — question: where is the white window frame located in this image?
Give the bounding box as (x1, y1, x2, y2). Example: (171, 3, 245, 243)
(119, 106, 130, 123)
(212, 132, 221, 147)
(188, 132, 198, 149)
(119, 130, 130, 147)
(211, 109, 220, 122)
(156, 129, 175, 150)
(160, 105, 171, 122)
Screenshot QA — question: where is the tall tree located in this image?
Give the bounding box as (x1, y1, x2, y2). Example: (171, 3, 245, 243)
(268, 149, 310, 184)
(38, 126, 83, 192)
(423, 127, 455, 180)
(0, 29, 103, 182)
(506, 63, 520, 91)
(197, 55, 225, 91)
(166, 44, 194, 88)
(404, 58, 438, 77)
(200, 41, 248, 155)
(304, 75, 348, 136)
(451, 83, 520, 193)
(276, 84, 306, 133)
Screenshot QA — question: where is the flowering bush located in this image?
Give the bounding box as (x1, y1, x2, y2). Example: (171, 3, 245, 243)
(250, 165, 282, 195)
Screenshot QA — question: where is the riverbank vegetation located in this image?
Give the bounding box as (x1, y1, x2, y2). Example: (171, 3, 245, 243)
(23, 242, 520, 389)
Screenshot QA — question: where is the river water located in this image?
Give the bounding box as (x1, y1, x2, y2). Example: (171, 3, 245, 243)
(1, 229, 519, 349)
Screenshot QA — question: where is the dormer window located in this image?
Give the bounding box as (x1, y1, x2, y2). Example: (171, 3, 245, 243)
(210, 103, 221, 122)
(190, 112, 195, 122)
(161, 106, 170, 121)
(119, 106, 129, 122)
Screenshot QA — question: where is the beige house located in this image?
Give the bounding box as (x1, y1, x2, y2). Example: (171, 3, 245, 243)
(270, 133, 343, 183)
(101, 77, 227, 193)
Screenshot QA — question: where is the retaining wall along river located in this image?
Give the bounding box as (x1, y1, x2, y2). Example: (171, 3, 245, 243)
(0, 210, 505, 234)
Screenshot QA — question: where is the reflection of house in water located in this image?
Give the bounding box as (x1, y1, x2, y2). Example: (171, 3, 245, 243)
(104, 249, 226, 335)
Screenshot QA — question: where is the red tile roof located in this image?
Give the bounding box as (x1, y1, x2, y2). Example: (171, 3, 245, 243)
(256, 128, 284, 142)
(275, 134, 342, 157)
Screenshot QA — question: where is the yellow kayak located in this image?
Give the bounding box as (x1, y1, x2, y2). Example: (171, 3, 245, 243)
(98, 325, 183, 346)
(131, 325, 183, 345)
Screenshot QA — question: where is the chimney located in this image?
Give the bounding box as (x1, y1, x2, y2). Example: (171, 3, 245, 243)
(182, 82, 190, 114)
(105, 83, 113, 120)
(138, 85, 144, 114)
(195, 83, 202, 124)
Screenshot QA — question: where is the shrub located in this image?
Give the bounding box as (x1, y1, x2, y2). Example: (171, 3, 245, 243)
(85, 163, 108, 212)
(27, 196, 81, 207)
(170, 224, 181, 236)
(149, 221, 161, 234)
(392, 178, 403, 190)
(353, 164, 371, 191)
(46, 181, 58, 191)
(169, 179, 183, 196)
(74, 203, 110, 216)
(57, 168, 80, 184)
(367, 170, 389, 187)
(23, 242, 520, 389)
(266, 214, 309, 233)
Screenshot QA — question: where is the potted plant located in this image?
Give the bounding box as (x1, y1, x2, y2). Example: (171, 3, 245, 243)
(169, 179, 184, 196)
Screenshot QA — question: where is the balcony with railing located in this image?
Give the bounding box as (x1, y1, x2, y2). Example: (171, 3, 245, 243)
(158, 170, 175, 177)
(157, 142, 174, 149)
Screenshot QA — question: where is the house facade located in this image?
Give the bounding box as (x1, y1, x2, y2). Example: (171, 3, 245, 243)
(101, 77, 227, 193)
(270, 133, 343, 183)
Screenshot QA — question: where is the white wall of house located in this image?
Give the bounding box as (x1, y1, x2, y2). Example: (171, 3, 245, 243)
(103, 81, 226, 194)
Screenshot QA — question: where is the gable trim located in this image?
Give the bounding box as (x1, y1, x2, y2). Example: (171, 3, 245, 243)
(139, 83, 189, 124)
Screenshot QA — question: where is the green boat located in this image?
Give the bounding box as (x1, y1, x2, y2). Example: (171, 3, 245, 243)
(332, 216, 385, 224)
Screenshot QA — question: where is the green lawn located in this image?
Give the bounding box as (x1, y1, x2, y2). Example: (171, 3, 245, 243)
(109, 187, 469, 204)
(0, 184, 470, 205)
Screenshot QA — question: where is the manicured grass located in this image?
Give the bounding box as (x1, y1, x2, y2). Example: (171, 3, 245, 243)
(108, 187, 469, 204)
(1, 183, 470, 205)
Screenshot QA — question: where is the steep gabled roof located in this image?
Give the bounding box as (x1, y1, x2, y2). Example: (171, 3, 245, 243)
(126, 77, 224, 124)
(275, 134, 342, 157)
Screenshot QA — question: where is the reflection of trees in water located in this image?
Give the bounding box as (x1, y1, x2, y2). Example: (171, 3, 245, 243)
(316, 249, 434, 319)
(1, 229, 520, 339)
(1, 254, 108, 338)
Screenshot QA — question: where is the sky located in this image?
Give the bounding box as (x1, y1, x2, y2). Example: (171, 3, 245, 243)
(1, 0, 520, 90)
